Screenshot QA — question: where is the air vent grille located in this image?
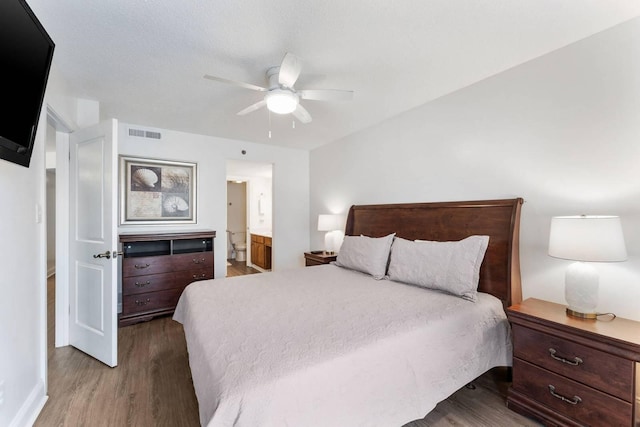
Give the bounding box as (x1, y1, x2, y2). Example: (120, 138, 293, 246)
(145, 131, 161, 139)
(128, 128, 162, 139)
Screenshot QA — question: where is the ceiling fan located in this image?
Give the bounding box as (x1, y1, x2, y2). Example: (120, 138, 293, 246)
(204, 52, 354, 124)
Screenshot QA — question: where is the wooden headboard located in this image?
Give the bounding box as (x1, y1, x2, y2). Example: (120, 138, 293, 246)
(344, 198, 524, 308)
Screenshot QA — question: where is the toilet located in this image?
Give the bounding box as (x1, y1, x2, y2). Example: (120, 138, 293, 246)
(228, 231, 247, 262)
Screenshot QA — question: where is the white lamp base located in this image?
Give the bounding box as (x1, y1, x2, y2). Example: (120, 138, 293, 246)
(324, 232, 334, 255)
(323, 230, 345, 255)
(564, 261, 599, 319)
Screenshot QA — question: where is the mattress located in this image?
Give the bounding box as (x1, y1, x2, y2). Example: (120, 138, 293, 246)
(173, 263, 512, 427)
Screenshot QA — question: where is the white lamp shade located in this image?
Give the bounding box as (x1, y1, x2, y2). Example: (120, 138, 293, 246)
(548, 215, 627, 262)
(317, 214, 344, 232)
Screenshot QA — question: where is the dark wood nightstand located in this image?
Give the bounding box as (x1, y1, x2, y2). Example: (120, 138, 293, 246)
(304, 251, 337, 266)
(506, 298, 640, 426)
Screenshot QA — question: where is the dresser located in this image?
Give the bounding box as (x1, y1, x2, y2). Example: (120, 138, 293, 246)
(507, 298, 640, 426)
(119, 230, 215, 326)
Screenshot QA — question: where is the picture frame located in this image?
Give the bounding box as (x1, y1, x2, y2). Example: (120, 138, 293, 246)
(120, 156, 197, 225)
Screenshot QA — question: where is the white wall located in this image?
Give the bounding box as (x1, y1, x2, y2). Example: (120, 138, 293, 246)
(118, 124, 309, 277)
(0, 107, 48, 426)
(248, 176, 273, 234)
(310, 17, 640, 321)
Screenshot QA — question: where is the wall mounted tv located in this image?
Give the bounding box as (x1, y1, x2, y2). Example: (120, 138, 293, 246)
(0, 0, 55, 168)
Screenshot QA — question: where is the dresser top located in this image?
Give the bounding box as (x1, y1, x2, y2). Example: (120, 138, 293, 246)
(508, 298, 640, 348)
(119, 229, 216, 241)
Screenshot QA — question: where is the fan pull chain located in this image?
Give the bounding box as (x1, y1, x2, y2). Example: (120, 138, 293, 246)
(268, 110, 272, 139)
(292, 120, 295, 129)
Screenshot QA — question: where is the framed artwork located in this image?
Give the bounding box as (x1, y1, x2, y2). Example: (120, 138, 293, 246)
(120, 156, 197, 225)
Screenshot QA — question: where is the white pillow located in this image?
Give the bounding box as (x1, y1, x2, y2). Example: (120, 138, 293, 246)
(334, 233, 396, 279)
(387, 235, 490, 302)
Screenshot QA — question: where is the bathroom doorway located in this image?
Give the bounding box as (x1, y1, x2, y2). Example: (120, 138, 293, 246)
(226, 160, 273, 277)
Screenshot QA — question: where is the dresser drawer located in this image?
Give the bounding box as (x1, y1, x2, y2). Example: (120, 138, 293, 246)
(171, 252, 213, 270)
(122, 255, 173, 277)
(122, 272, 180, 296)
(513, 358, 632, 426)
(512, 324, 634, 401)
(122, 288, 184, 316)
(175, 268, 213, 285)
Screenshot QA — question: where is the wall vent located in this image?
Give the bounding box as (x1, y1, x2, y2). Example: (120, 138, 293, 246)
(128, 128, 162, 139)
(145, 131, 161, 139)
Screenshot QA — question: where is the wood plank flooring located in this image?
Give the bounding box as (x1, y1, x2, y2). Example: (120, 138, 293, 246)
(37, 275, 541, 427)
(226, 258, 261, 277)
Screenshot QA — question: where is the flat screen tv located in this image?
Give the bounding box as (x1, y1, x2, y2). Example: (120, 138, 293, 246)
(0, 0, 55, 168)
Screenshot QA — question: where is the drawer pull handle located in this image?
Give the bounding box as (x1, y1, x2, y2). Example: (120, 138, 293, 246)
(135, 281, 151, 287)
(192, 273, 206, 279)
(192, 258, 205, 264)
(548, 385, 582, 405)
(549, 348, 583, 366)
(135, 298, 151, 306)
(134, 263, 150, 269)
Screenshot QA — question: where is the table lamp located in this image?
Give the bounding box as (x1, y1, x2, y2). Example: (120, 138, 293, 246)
(318, 214, 344, 254)
(548, 215, 627, 319)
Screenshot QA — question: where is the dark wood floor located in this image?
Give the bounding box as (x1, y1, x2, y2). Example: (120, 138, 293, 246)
(37, 275, 540, 427)
(226, 258, 261, 277)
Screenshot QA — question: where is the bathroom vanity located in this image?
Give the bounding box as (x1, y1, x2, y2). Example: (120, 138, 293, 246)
(250, 232, 272, 270)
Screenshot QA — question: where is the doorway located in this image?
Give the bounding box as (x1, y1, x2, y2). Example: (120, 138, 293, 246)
(226, 160, 273, 277)
(45, 107, 72, 349)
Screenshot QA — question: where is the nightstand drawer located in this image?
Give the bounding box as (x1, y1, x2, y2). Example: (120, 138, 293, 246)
(513, 358, 632, 426)
(303, 252, 337, 266)
(513, 324, 634, 401)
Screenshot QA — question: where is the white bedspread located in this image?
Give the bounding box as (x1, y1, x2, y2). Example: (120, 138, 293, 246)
(173, 264, 512, 427)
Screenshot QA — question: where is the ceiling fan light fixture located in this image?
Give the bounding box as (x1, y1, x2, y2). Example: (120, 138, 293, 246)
(265, 90, 298, 114)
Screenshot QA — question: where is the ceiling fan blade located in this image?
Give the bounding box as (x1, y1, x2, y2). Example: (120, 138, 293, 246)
(237, 99, 267, 116)
(278, 53, 302, 88)
(204, 74, 267, 92)
(292, 104, 312, 124)
(299, 89, 354, 102)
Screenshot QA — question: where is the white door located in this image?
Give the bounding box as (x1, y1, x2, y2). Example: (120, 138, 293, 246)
(68, 119, 118, 367)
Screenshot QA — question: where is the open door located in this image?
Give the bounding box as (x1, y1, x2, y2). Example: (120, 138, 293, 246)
(68, 119, 118, 367)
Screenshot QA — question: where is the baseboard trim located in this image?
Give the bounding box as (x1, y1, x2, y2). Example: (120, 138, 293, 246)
(9, 380, 48, 427)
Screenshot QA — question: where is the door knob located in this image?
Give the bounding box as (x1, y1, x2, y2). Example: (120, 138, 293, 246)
(93, 250, 112, 259)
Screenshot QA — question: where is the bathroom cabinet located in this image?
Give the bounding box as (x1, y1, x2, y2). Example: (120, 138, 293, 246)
(119, 230, 215, 326)
(250, 233, 272, 270)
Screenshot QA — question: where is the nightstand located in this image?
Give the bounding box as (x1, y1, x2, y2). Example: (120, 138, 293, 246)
(506, 298, 640, 426)
(304, 251, 337, 266)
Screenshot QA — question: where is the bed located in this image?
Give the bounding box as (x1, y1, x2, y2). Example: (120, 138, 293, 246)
(174, 198, 524, 427)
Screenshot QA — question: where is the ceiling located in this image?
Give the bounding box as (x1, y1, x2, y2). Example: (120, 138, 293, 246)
(28, 1, 640, 151)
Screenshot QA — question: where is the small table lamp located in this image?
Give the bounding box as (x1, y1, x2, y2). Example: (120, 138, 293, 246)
(318, 214, 344, 254)
(548, 215, 627, 319)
